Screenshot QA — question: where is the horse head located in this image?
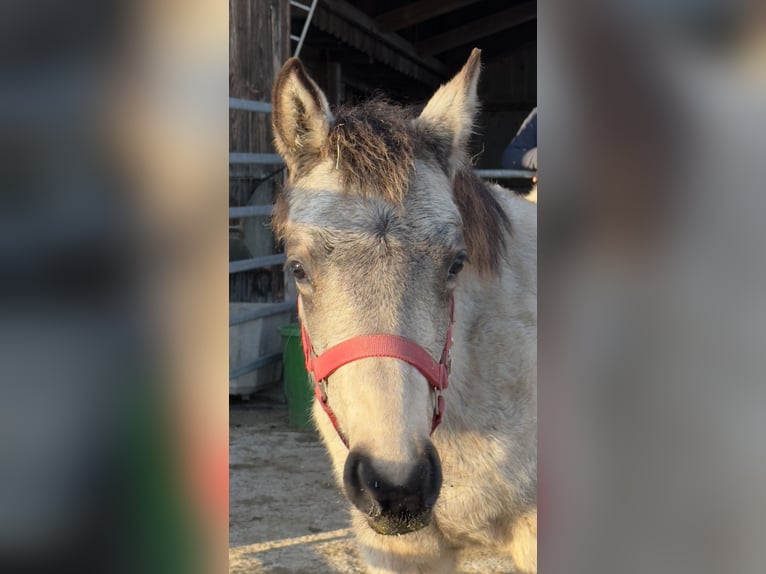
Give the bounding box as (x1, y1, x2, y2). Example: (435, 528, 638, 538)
(271, 49, 510, 535)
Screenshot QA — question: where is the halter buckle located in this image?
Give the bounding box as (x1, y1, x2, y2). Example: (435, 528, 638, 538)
(431, 386, 443, 416)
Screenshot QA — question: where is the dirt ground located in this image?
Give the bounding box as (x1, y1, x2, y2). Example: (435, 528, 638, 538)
(229, 394, 517, 573)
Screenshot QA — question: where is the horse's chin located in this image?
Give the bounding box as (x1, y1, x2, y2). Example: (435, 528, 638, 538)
(366, 509, 432, 536)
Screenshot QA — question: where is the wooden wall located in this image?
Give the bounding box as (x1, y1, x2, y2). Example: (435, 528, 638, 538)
(229, 0, 290, 302)
(229, 0, 289, 153)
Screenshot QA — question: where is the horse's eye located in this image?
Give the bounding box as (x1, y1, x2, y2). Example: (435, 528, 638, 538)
(289, 261, 308, 282)
(448, 254, 466, 278)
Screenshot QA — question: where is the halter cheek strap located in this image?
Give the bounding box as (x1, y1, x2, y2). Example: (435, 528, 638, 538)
(299, 298, 455, 448)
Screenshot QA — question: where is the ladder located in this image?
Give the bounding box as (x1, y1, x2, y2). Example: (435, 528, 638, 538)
(290, 0, 319, 58)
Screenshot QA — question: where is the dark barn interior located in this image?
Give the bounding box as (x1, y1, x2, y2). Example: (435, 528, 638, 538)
(290, 0, 537, 168)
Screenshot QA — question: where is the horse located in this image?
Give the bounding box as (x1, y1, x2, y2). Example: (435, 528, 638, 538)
(270, 48, 537, 574)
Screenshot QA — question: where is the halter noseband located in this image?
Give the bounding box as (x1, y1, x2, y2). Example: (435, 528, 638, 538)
(299, 298, 455, 448)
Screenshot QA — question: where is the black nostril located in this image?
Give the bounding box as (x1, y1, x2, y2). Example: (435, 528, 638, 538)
(422, 442, 443, 509)
(343, 450, 379, 517)
(343, 445, 443, 520)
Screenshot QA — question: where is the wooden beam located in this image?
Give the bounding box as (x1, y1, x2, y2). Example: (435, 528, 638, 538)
(319, 0, 449, 82)
(325, 61, 342, 107)
(375, 0, 481, 33)
(417, 2, 536, 56)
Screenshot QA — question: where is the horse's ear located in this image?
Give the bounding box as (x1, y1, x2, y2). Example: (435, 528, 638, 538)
(415, 48, 481, 171)
(272, 58, 333, 173)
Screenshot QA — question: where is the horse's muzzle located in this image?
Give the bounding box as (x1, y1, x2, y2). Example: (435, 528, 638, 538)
(343, 442, 442, 536)
(366, 507, 433, 535)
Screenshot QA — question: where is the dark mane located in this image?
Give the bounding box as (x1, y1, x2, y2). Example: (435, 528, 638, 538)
(273, 97, 511, 276)
(324, 98, 415, 205)
(452, 169, 512, 276)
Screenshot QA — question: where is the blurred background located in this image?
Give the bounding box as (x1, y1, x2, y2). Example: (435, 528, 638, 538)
(540, 1, 766, 573)
(2, 0, 765, 572)
(0, 0, 227, 572)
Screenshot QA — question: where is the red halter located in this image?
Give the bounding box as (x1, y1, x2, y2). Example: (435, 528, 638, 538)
(299, 298, 455, 448)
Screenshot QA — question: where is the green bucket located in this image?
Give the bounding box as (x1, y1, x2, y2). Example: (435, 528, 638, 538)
(278, 323, 314, 428)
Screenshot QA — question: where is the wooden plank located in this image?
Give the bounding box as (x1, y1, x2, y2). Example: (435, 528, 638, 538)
(417, 2, 536, 56)
(229, 0, 289, 154)
(375, 0, 481, 33)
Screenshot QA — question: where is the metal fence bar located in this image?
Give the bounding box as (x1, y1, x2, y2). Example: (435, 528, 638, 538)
(229, 98, 272, 113)
(293, 0, 319, 57)
(228, 95, 290, 388)
(230, 300, 297, 326)
(290, 0, 311, 11)
(230, 254, 286, 274)
(229, 205, 274, 218)
(230, 152, 284, 165)
(229, 352, 283, 380)
(475, 169, 536, 179)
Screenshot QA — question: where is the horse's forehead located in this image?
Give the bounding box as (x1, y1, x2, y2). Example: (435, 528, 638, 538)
(409, 159, 455, 208)
(291, 159, 455, 213)
(288, 160, 459, 237)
